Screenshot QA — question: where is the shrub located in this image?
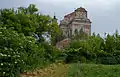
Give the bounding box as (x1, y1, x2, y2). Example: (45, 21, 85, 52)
(0, 28, 46, 76)
(65, 33, 120, 65)
(64, 48, 94, 63)
(113, 50, 120, 64)
(0, 28, 27, 76)
(0, 4, 60, 77)
(41, 43, 61, 62)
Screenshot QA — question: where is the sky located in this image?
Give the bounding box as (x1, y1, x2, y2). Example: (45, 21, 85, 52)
(0, 0, 120, 36)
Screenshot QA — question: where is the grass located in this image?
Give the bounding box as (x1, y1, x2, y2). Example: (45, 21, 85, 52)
(67, 63, 120, 77)
(21, 63, 120, 77)
(21, 62, 69, 77)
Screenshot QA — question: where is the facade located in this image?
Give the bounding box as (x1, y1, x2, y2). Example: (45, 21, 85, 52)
(59, 7, 91, 38)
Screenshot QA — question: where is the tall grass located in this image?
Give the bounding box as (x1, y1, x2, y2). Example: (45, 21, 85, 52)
(67, 63, 120, 77)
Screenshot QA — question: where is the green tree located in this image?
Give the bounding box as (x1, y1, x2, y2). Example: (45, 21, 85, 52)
(51, 28, 66, 45)
(0, 26, 44, 76)
(0, 4, 60, 76)
(105, 34, 116, 52)
(0, 4, 59, 43)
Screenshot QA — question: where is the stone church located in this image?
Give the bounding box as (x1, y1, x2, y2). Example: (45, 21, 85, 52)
(56, 7, 92, 49)
(59, 7, 91, 38)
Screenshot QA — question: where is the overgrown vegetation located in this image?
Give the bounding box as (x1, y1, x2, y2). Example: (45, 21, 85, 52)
(0, 4, 60, 77)
(1, 4, 120, 77)
(64, 32, 120, 65)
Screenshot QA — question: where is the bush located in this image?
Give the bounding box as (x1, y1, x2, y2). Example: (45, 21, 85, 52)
(0, 48, 23, 77)
(0, 28, 47, 76)
(64, 33, 120, 65)
(64, 48, 94, 63)
(0, 28, 27, 76)
(41, 43, 61, 62)
(113, 50, 120, 64)
(0, 4, 60, 77)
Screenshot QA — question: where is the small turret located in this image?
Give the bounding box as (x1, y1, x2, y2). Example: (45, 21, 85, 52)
(53, 12, 58, 22)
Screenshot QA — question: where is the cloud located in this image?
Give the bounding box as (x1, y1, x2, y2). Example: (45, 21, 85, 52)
(0, 0, 120, 35)
(0, 0, 29, 8)
(33, 0, 119, 8)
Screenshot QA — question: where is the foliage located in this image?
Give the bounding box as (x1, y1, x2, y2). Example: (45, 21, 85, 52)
(64, 32, 120, 64)
(41, 42, 61, 62)
(0, 4, 59, 43)
(0, 4, 60, 77)
(51, 28, 66, 45)
(0, 27, 27, 76)
(1, 3, 120, 77)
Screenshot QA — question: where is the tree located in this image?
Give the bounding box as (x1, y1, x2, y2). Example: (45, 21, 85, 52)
(0, 4, 60, 76)
(105, 34, 116, 52)
(51, 28, 66, 45)
(0, 4, 59, 43)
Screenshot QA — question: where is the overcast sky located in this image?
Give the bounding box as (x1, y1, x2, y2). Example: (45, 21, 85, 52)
(0, 0, 120, 36)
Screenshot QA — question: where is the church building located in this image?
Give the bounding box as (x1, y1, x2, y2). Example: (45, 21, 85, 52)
(59, 7, 91, 38)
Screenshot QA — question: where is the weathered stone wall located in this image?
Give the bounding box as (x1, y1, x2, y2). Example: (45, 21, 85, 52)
(56, 38, 71, 49)
(59, 7, 91, 37)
